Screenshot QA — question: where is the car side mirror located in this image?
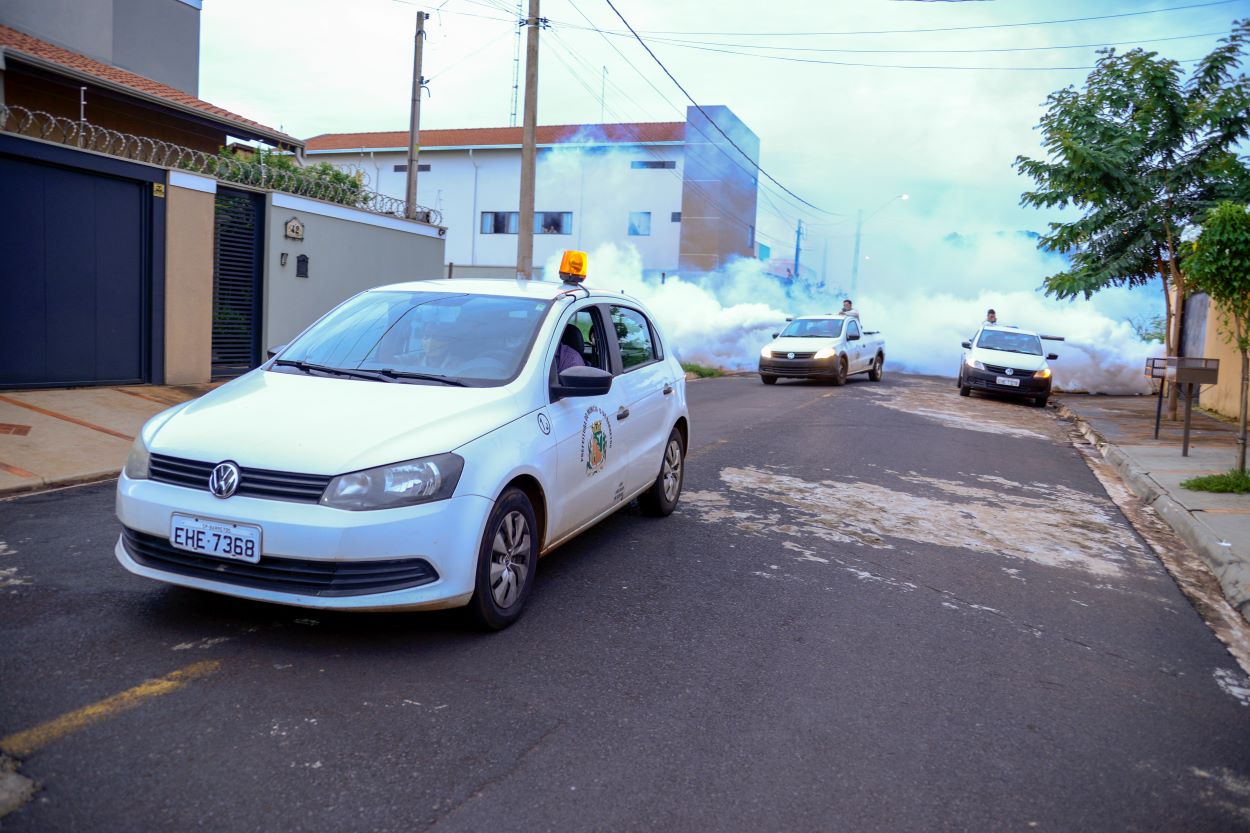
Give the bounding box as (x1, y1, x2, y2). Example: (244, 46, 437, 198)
(1047, 353, 1059, 361)
(267, 344, 287, 360)
(772, 332, 779, 339)
(552, 365, 613, 400)
(961, 341, 971, 350)
(847, 333, 860, 341)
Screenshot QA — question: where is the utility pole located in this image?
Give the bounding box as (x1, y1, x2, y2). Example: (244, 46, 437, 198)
(516, 0, 541, 278)
(404, 11, 428, 221)
(600, 66, 607, 123)
(509, 0, 522, 127)
(849, 208, 864, 298)
(792, 219, 803, 282)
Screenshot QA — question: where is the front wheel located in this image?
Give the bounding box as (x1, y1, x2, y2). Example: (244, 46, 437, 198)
(639, 428, 685, 517)
(1033, 395, 1049, 408)
(468, 488, 538, 630)
(830, 357, 848, 386)
(958, 371, 971, 397)
(760, 374, 777, 385)
(868, 354, 884, 382)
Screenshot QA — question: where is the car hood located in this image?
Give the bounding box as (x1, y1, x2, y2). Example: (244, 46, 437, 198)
(765, 337, 838, 354)
(148, 370, 522, 475)
(970, 347, 1047, 372)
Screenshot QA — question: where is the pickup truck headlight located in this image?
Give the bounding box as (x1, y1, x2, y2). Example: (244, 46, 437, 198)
(760, 346, 772, 358)
(814, 347, 837, 360)
(1034, 368, 1052, 379)
(124, 435, 150, 480)
(321, 453, 464, 511)
(965, 356, 985, 370)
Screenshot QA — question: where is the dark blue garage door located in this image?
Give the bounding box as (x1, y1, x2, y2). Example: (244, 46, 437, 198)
(0, 154, 149, 389)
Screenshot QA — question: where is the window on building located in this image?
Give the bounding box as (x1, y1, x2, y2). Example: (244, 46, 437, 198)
(631, 160, 676, 170)
(671, 212, 682, 223)
(537, 212, 573, 235)
(481, 212, 520, 234)
(392, 164, 431, 172)
(628, 212, 652, 237)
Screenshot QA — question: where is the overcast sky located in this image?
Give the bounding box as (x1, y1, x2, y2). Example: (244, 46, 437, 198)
(198, 0, 1244, 320)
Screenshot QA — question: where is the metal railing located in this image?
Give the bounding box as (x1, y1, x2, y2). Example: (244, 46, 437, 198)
(0, 104, 442, 225)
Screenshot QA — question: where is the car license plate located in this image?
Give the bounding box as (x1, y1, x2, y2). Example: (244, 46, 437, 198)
(996, 376, 1021, 387)
(170, 514, 261, 563)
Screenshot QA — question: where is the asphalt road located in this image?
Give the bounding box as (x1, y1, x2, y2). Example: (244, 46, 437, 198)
(2, 373, 1249, 832)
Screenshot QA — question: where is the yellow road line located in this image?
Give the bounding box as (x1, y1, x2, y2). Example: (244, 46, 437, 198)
(0, 660, 220, 758)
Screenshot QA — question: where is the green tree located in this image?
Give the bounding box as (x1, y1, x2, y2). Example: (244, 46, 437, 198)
(1183, 201, 1250, 472)
(1014, 20, 1250, 418)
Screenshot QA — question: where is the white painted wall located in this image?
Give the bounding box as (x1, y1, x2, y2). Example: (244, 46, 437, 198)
(311, 143, 685, 274)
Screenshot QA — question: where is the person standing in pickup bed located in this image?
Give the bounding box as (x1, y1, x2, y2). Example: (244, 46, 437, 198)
(841, 299, 860, 320)
(983, 309, 998, 327)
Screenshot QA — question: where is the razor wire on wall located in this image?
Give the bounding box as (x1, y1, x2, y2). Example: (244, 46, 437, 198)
(0, 105, 442, 226)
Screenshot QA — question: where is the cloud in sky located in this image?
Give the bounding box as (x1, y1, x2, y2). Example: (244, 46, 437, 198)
(198, 0, 1241, 326)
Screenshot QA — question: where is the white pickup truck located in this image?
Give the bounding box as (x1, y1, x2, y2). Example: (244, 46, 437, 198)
(758, 314, 885, 385)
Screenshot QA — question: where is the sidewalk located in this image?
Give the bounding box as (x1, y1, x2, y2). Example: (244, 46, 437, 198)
(0, 384, 218, 496)
(1056, 393, 1250, 620)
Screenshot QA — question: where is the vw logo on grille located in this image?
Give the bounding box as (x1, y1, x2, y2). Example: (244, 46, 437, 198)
(787, 352, 795, 359)
(1005, 368, 1014, 376)
(209, 461, 240, 499)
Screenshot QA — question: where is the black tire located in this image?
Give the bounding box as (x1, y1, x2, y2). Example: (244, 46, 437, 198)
(760, 374, 777, 385)
(1033, 395, 1049, 408)
(830, 356, 848, 386)
(639, 427, 685, 517)
(868, 353, 884, 382)
(958, 371, 971, 397)
(467, 487, 538, 630)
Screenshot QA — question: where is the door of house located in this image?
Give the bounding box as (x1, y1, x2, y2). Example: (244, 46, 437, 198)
(0, 153, 150, 389)
(211, 188, 265, 378)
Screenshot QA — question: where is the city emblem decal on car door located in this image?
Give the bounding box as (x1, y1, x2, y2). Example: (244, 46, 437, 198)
(580, 406, 613, 476)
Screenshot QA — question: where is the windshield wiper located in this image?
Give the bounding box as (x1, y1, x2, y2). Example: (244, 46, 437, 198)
(372, 369, 467, 386)
(273, 359, 385, 381)
(995, 348, 1041, 355)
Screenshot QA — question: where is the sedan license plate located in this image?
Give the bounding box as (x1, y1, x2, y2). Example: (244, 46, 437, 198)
(996, 376, 1021, 387)
(170, 514, 261, 563)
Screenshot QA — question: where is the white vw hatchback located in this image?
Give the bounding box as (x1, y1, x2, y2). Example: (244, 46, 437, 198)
(116, 266, 690, 628)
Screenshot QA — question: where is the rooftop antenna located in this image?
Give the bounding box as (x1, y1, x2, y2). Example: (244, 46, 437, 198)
(509, 0, 522, 127)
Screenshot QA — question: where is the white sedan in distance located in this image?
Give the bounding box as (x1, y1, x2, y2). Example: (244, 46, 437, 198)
(116, 252, 690, 629)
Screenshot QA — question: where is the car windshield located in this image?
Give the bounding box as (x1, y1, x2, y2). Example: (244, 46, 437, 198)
(275, 291, 553, 386)
(779, 318, 843, 338)
(976, 329, 1043, 356)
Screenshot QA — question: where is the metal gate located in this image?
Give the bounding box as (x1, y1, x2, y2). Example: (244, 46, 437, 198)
(212, 188, 264, 377)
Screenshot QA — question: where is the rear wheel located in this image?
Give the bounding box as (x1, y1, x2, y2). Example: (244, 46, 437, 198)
(830, 357, 848, 386)
(639, 428, 685, 517)
(760, 374, 777, 385)
(467, 488, 538, 630)
(868, 353, 884, 382)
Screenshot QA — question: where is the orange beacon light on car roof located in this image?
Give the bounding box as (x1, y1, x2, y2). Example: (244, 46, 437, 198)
(559, 250, 588, 284)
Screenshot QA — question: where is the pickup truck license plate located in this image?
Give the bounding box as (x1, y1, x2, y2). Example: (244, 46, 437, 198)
(170, 514, 261, 563)
(996, 376, 1021, 387)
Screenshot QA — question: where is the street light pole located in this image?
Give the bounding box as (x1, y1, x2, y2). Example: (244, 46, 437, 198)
(516, 0, 541, 279)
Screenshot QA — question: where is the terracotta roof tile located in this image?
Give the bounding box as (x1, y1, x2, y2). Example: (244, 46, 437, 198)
(0, 24, 300, 147)
(306, 122, 685, 151)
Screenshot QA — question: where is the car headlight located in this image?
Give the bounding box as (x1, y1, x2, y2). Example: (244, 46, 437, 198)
(814, 347, 837, 360)
(965, 356, 984, 370)
(1034, 368, 1052, 379)
(124, 434, 150, 480)
(320, 453, 464, 511)
(760, 346, 772, 358)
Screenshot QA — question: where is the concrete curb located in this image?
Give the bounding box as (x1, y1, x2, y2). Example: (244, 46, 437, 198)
(0, 470, 119, 500)
(1057, 401, 1250, 620)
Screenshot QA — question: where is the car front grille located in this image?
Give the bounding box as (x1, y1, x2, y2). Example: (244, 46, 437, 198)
(982, 364, 1036, 377)
(149, 454, 332, 503)
(121, 528, 439, 597)
(760, 363, 826, 376)
(768, 351, 816, 360)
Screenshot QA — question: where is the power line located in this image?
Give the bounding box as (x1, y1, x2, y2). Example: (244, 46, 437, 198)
(597, 0, 837, 216)
(632, 29, 1228, 55)
(559, 0, 1239, 38)
(559, 0, 840, 222)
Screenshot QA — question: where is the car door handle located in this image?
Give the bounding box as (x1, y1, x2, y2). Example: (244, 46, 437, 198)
(662, 383, 673, 395)
(616, 406, 630, 421)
